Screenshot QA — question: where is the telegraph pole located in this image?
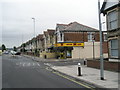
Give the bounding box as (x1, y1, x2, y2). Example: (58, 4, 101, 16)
(98, 0, 104, 80)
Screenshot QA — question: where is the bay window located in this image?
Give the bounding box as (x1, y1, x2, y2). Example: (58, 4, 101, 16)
(110, 39, 118, 58)
(107, 10, 118, 30)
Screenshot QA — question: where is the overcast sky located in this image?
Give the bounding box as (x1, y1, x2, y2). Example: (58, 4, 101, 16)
(1, 0, 106, 48)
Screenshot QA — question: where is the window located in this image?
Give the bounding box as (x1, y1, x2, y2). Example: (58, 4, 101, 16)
(108, 10, 118, 30)
(110, 39, 118, 58)
(88, 32, 93, 41)
(60, 33, 62, 41)
(103, 33, 107, 41)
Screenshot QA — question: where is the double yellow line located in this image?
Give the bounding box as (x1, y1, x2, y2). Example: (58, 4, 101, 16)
(46, 67, 95, 90)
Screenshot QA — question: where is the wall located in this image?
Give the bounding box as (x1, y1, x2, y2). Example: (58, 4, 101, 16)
(87, 60, 120, 72)
(40, 51, 56, 59)
(72, 42, 100, 59)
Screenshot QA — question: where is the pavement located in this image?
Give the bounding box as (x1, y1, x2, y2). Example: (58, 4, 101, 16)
(51, 65, 119, 89)
(23, 54, 120, 89)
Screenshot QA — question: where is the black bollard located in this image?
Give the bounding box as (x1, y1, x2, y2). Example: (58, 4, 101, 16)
(78, 63, 82, 76)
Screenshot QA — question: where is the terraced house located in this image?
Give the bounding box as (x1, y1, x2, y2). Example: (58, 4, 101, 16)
(55, 22, 108, 59)
(101, 0, 120, 61)
(40, 29, 56, 58)
(19, 21, 108, 60)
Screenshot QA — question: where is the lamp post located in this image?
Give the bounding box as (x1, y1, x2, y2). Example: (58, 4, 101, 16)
(32, 17, 36, 58)
(98, 0, 104, 80)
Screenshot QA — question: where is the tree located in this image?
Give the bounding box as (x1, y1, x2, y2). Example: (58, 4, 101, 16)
(13, 46, 17, 51)
(2, 44, 6, 52)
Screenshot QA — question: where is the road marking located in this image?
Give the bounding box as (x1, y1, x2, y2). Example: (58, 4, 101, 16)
(45, 67, 95, 90)
(37, 63, 40, 66)
(23, 63, 25, 67)
(16, 62, 40, 67)
(33, 63, 35, 66)
(28, 63, 30, 66)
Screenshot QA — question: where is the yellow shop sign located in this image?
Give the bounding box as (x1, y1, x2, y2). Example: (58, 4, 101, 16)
(54, 43, 84, 47)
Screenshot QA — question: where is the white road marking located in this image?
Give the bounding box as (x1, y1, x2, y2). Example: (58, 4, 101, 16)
(33, 63, 35, 66)
(28, 63, 30, 66)
(16, 62, 41, 67)
(23, 63, 25, 67)
(37, 63, 40, 66)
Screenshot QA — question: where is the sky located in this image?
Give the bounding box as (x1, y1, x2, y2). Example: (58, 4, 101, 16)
(1, 0, 106, 48)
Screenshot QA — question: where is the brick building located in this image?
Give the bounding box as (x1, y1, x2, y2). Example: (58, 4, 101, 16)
(101, 0, 120, 61)
(55, 22, 108, 59)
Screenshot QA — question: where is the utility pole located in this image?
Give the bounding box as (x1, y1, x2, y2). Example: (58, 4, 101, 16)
(98, 0, 104, 80)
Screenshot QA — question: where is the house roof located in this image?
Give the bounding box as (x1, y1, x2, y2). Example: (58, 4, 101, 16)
(47, 29, 55, 35)
(36, 34, 43, 40)
(44, 31, 47, 36)
(57, 22, 98, 32)
(101, 0, 120, 14)
(56, 24, 68, 31)
(65, 22, 98, 31)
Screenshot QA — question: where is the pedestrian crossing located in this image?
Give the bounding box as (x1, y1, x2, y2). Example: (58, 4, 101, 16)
(16, 62, 40, 67)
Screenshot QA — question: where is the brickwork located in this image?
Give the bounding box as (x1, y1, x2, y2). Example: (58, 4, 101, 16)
(103, 42, 108, 53)
(64, 32, 101, 42)
(87, 60, 120, 72)
(95, 32, 100, 42)
(64, 32, 83, 42)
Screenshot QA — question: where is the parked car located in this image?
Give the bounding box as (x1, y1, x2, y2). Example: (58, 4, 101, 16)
(15, 52, 21, 55)
(3, 51, 9, 54)
(10, 50, 17, 55)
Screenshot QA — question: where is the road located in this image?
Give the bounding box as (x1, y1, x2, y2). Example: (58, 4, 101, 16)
(2, 54, 91, 88)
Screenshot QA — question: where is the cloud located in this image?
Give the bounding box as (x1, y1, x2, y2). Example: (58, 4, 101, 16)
(1, 0, 105, 48)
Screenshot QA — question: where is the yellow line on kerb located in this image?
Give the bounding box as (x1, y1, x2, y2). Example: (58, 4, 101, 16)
(52, 71, 95, 90)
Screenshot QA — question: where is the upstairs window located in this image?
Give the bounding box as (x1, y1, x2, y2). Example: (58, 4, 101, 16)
(103, 33, 107, 41)
(88, 32, 93, 42)
(60, 33, 62, 41)
(107, 10, 118, 30)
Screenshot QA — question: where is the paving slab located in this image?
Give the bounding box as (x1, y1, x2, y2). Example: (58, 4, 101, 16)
(52, 65, 119, 89)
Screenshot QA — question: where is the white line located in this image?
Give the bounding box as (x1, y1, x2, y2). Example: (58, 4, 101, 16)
(28, 63, 30, 66)
(33, 63, 35, 66)
(37, 63, 40, 66)
(23, 63, 25, 67)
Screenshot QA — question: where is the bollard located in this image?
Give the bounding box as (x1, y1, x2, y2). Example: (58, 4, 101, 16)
(78, 63, 82, 76)
(84, 58, 87, 65)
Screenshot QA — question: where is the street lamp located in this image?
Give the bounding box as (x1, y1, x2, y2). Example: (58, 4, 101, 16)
(98, 0, 104, 80)
(32, 17, 36, 58)
(32, 17, 35, 37)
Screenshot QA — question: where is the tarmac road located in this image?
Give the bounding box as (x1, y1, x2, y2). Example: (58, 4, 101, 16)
(2, 54, 90, 89)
